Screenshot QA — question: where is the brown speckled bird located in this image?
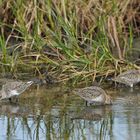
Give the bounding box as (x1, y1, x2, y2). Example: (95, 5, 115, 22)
(112, 70, 140, 87)
(0, 79, 33, 101)
(74, 86, 112, 105)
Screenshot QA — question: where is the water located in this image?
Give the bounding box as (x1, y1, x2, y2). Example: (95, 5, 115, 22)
(0, 84, 140, 140)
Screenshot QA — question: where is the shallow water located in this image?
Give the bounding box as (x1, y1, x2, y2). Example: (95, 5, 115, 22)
(0, 84, 140, 140)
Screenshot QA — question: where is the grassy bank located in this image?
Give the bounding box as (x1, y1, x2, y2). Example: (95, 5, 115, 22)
(0, 0, 140, 84)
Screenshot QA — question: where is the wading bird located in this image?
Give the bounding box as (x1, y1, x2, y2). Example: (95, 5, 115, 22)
(0, 79, 33, 101)
(74, 86, 112, 106)
(112, 70, 140, 87)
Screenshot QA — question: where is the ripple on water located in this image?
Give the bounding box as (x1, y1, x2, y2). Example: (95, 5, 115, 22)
(0, 85, 140, 140)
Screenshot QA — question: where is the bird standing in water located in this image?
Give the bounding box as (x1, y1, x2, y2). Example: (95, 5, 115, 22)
(74, 86, 112, 106)
(0, 79, 33, 101)
(112, 70, 140, 87)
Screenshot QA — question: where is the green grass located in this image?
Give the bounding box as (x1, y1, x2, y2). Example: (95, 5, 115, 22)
(0, 0, 139, 84)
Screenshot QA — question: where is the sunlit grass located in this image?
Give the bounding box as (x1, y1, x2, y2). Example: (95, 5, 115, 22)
(0, 0, 139, 83)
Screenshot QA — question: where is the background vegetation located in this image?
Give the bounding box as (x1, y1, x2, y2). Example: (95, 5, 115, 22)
(0, 0, 140, 84)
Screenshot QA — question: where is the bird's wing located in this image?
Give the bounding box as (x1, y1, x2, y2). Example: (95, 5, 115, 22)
(4, 81, 23, 90)
(75, 86, 105, 101)
(118, 70, 138, 77)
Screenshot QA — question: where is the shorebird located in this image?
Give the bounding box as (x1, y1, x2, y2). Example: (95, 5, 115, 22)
(112, 70, 140, 87)
(0, 79, 33, 101)
(74, 86, 112, 106)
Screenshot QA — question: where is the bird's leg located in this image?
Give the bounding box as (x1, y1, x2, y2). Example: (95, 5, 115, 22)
(85, 101, 91, 106)
(9, 98, 12, 103)
(128, 83, 133, 92)
(85, 101, 88, 106)
(16, 97, 19, 102)
(10, 96, 19, 103)
(130, 87, 134, 92)
(14, 96, 19, 102)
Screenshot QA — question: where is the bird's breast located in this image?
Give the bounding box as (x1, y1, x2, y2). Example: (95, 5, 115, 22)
(91, 94, 104, 102)
(10, 90, 19, 96)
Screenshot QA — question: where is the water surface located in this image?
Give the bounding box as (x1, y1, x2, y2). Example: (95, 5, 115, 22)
(0, 84, 140, 140)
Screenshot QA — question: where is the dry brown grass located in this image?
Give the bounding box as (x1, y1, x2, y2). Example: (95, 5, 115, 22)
(0, 0, 139, 83)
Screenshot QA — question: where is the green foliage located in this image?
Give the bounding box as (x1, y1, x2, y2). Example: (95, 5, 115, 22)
(0, 0, 139, 83)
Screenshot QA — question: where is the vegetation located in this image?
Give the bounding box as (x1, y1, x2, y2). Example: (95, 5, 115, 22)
(0, 0, 139, 84)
